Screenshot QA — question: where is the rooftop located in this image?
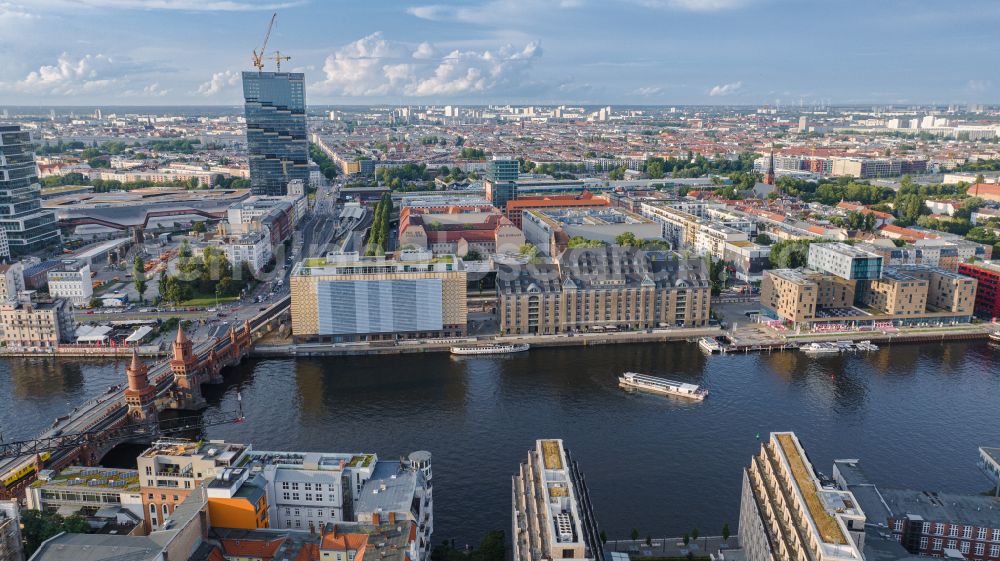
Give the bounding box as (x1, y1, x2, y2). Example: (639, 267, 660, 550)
(32, 466, 140, 491)
(775, 433, 848, 546)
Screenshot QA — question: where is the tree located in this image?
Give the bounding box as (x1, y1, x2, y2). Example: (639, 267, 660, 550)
(722, 523, 731, 544)
(615, 232, 639, 247)
(630, 528, 640, 542)
(89, 296, 101, 309)
(691, 528, 699, 541)
(464, 249, 483, 262)
(646, 535, 653, 546)
(682, 532, 690, 546)
(191, 221, 206, 233)
(22, 510, 89, 557)
(133, 255, 148, 303)
(600, 531, 608, 545)
(609, 166, 626, 180)
(754, 233, 773, 246)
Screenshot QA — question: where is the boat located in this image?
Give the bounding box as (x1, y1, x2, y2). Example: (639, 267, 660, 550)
(450, 343, 530, 356)
(989, 331, 1000, 344)
(800, 342, 841, 355)
(618, 372, 708, 401)
(698, 337, 725, 354)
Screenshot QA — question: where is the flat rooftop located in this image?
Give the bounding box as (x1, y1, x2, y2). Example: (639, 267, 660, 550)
(879, 488, 1000, 528)
(811, 242, 881, 259)
(32, 466, 140, 491)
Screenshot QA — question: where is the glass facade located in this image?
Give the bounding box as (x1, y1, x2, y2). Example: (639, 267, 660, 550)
(242, 72, 310, 196)
(315, 278, 443, 335)
(485, 158, 519, 210)
(0, 125, 61, 254)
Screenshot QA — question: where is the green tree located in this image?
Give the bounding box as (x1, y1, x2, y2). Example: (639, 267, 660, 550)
(683, 532, 690, 546)
(22, 510, 90, 557)
(615, 231, 639, 247)
(600, 531, 608, 545)
(754, 233, 773, 246)
(722, 523, 731, 544)
(191, 221, 207, 233)
(691, 528, 699, 541)
(646, 535, 653, 546)
(133, 255, 148, 303)
(464, 249, 483, 262)
(89, 296, 101, 309)
(609, 166, 626, 180)
(631, 528, 640, 542)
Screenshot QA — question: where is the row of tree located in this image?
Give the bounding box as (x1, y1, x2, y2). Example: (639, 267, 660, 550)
(309, 143, 339, 182)
(365, 193, 394, 256)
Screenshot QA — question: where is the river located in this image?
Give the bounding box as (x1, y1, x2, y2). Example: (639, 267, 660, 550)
(2, 341, 998, 546)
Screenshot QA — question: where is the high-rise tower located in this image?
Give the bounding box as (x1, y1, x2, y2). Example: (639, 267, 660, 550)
(0, 125, 61, 254)
(484, 157, 519, 210)
(242, 71, 309, 196)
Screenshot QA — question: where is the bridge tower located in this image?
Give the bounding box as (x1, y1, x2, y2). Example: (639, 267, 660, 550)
(124, 350, 158, 422)
(169, 325, 205, 409)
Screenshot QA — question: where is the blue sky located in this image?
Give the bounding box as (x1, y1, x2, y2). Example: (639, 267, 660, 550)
(1, 0, 998, 106)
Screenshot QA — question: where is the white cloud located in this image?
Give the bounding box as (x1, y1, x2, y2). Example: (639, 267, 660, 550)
(9, 52, 122, 94)
(315, 32, 542, 98)
(630, 0, 751, 11)
(708, 80, 743, 96)
(408, 0, 581, 24)
(967, 79, 991, 93)
(17, 0, 303, 11)
(197, 69, 241, 96)
(634, 86, 663, 96)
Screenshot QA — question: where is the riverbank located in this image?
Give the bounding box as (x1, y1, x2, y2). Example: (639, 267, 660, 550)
(250, 322, 996, 357)
(0, 345, 165, 358)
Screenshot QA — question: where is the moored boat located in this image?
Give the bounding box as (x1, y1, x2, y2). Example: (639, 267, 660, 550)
(618, 372, 708, 400)
(698, 337, 725, 354)
(989, 331, 1000, 343)
(450, 343, 530, 356)
(800, 342, 841, 355)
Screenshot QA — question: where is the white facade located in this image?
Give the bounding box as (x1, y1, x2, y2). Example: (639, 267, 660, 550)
(0, 263, 25, 303)
(224, 231, 272, 274)
(46, 262, 93, 306)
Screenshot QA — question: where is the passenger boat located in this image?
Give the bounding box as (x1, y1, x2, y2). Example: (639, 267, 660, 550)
(989, 331, 1000, 343)
(449, 343, 530, 356)
(698, 337, 725, 354)
(618, 372, 708, 401)
(800, 342, 841, 355)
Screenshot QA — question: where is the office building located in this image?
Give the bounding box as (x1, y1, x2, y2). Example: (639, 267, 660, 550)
(137, 439, 250, 531)
(739, 432, 865, 561)
(290, 251, 467, 343)
(26, 466, 144, 528)
(46, 260, 93, 307)
(521, 208, 660, 256)
(958, 261, 1000, 319)
(807, 243, 883, 281)
(205, 466, 270, 530)
(512, 439, 604, 561)
(0, 298, 74, 349)
(506, 191, 612, 229)
(497, 246, 711, 335)
(0, 501, 23, 561)
(0, 125, 61, 254)
(242, 72, 309, 196)
(484, 157, 519, 210)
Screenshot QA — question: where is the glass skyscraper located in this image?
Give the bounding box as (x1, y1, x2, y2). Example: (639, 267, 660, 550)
(0, 125, 60, 255)
(485, 157, 519, 210)
(242, 71, 310, 196)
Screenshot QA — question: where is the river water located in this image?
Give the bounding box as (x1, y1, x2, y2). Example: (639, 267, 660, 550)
(2, 341, 998, 545)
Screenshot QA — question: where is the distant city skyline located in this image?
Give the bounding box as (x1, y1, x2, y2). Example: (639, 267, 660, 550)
(1, 0, 999, 106)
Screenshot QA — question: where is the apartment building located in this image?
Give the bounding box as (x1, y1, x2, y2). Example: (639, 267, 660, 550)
(724, 241, 772, 282)
(0, 263, 24, 303)
(958, 261, 1000, 318)
(353, 451, 434, 559)
(807, 243, 883, 281)
(137, 439, 250, 532)
(830, 157, 927, 178)
(739, 432, 866, 561)
(205, 466, 270, 530)
(45, 260, 93, 306)
(0, 298, 74, 349)
(859, 269, 929, 316)
(760, 269, 855, 324)
(398, 205, 525, 257)
(289, 251, 467, 343)
(834, 457, 1000, 561)
(512, 439, 604, 561)
(497, 246, 711, 335)
(27, 466, 144, 526)
(0, 501, 23, 561)
(222, 230, 272, 274)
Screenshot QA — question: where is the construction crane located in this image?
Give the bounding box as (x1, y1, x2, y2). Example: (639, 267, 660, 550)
(270, 51, 291, 72)
(251, 13, 278, 72)
(0, 394, 245, 460)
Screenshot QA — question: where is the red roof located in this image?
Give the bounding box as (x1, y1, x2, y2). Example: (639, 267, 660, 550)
(968, 183, 1000, 198)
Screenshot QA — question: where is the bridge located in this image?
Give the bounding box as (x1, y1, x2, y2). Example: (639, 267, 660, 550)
(0, 295, 290, 500)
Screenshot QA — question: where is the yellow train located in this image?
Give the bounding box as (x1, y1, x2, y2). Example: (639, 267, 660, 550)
(1, 453, 52, 488)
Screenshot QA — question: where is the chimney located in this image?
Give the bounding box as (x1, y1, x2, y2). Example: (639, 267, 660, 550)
(388, 512, 396, 524)
(373, 513, 380, 525)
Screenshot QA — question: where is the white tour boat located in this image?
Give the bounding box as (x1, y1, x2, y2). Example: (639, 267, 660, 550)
(618, 372, 708, 401)
(449, 343, 530, 356)
(800, 342, 841, 355)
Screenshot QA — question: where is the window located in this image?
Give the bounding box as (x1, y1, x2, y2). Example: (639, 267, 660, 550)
(965, 527, 973, 539)
(950, 526, 959, 537)
(291, 482, 299, 490)
(282, 482, 290, 490)
(894, 520, 904, 532)
(936, 524, 945, 536)
(961, 542, 970, 554)
(920, 538, 929, 550)
(977, 528, 986, 540)
(948, 540, 957, 550)
(923, 523, 932, 534)
(304, 483, 312, 491)
(292, 493, 299, 501)
(933, 539, 942, 551)
(990, 545, 999, 557)
(295, 519, 301, 528)
(993, 530, 1000, 542)
(283, 492, 290, 500)
(305, 493, 312, 501)
(975, 543, 984, 556)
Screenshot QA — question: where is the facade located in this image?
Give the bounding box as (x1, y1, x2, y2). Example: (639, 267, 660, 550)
(738, 432, 865, 561)
(0, 125, 61, 255)
(830, 157, 927, 178)
(807, 243, 883, 280)
(137, 439, 250, 532)
(242, 72, 309, 196)
(0, 298, 74, 349)
(512, 439, 604, 561)
(957, 261, 1000, 319)
(223, 231, 273, 274)
(497, 247, 711, 335)
(205, 467, 270, 530)
(0, 263, 24, 303)
(290, 251, 468, 343)
(46, 260, 93, 306)
(398, 205, 525, 257)
(484, 157, 519, 210)
(724, 241, 771, 282)
(0, 501, 23, 561)
(26, 466, 144, 525)
(521, 208, 660, 257)
(506, 191, 611, 229)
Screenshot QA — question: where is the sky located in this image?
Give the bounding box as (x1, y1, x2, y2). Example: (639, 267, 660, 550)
(1, 0, 999, 106)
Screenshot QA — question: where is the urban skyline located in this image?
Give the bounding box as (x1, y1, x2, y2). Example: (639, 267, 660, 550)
(1, 0, 1000, 106)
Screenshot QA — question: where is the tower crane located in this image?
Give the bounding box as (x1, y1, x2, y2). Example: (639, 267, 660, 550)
(270, 51, 291, 72)
(251, 13, 278, 72)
